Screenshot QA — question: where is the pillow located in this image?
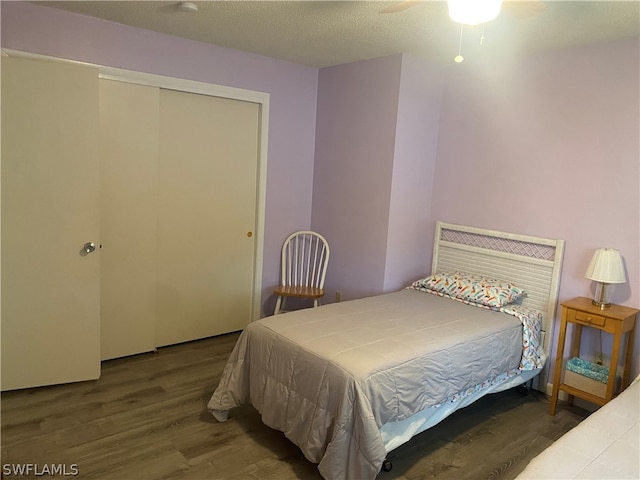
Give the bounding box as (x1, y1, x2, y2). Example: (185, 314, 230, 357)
(411, 271, 526, 308)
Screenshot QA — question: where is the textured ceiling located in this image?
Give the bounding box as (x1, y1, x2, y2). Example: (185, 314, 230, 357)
(33, 1, 640, 67)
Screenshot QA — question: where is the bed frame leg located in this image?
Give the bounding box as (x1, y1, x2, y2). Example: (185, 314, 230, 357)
(516, 379, 534, 396)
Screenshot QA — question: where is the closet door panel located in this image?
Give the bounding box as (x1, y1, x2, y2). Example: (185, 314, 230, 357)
(1, 57, 101, 390)
(156, 90, 259, 346)
(99, 79, 159, 360)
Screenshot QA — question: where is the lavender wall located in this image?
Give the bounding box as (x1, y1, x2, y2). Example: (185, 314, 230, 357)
(312, 54, 445, 300)
(432, 37, 640, 378)
(0, 1, 319, 316)
(384, 55, 444, 292)
(311, 55, 402, 301)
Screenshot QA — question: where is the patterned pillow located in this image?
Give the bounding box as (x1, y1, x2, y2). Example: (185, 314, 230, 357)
(411, 271, 526, 308)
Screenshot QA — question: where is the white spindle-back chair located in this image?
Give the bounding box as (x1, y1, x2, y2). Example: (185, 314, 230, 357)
(273, 231, 330, 315)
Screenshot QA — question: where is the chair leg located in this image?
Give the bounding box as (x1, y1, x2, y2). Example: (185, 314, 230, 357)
(274, 296, 282, 315)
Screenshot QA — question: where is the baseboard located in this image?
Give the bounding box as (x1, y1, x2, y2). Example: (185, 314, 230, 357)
(545, 382, 568, 401)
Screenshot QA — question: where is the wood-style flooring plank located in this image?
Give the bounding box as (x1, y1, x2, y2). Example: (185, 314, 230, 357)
(1, 332, 587, 479)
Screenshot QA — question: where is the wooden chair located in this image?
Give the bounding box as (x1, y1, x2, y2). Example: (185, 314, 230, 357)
(274, 231, 330, 315)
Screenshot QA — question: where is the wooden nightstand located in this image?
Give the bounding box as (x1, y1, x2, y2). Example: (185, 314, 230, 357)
(550, 297, 639, 415)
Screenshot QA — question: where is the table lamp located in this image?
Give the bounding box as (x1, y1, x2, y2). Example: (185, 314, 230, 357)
(585, 248, 626, 308)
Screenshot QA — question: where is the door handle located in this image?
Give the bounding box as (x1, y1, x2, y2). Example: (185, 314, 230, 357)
(83, 242, 96, 254)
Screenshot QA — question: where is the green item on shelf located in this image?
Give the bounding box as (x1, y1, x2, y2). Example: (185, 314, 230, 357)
(565, 357, 609, 383)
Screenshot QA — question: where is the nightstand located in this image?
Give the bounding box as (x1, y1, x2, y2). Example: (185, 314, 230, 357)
(550, 297, 638, 415)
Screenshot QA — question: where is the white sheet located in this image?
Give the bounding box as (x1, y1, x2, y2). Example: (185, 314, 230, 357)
(516, 374, 640, 479)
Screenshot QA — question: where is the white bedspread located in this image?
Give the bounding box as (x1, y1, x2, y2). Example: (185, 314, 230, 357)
(516, 374, 640, 479)
(208, 290, 529, 480)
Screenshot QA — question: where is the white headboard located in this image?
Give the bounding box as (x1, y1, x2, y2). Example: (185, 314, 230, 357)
(432, 222, 565, 383)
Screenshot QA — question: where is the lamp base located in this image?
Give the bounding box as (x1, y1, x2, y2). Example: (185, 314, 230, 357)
(592, 282, 611, 309)
(591, 299, 611, 309)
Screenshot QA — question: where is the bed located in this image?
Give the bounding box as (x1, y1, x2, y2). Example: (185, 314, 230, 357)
(208, 222, 565, 480)
(515, 373, 640, 479)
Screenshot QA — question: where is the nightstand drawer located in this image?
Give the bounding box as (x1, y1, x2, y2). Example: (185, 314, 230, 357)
(571, 309, 606, 327)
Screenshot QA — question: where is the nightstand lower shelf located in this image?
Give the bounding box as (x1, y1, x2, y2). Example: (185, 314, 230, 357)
(556, 383, 608, 408)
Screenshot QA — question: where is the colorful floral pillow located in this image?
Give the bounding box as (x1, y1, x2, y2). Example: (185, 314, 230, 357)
(410, 271, 526, 309)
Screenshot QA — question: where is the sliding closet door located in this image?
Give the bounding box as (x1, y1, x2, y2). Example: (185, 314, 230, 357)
(156, 89, 259, 346)
(1, 57, 101, 390)
(99, 79, 159, 360)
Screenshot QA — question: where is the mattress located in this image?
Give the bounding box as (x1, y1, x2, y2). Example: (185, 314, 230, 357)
(515, 374, 640, 479)
(208, 289, 539, 480)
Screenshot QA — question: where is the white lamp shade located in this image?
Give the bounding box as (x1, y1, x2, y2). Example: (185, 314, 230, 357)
(448, 0, 504, 25)
(585, 248, 626, 284)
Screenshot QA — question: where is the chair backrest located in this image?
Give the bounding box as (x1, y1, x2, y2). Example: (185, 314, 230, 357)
(280, 231, 330, 289)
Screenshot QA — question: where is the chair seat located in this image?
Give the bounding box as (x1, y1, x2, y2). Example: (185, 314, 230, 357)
(273, 285, 325, 299)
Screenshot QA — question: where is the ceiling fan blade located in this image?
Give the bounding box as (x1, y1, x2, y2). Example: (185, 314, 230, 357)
(379, 0, 421, 14)
(502, 0, 546, 19)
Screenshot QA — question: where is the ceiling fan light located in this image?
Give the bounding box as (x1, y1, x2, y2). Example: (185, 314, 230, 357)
(448, 0, 503, 26)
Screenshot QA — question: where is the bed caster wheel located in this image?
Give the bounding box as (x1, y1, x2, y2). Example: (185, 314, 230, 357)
(381, 459, 392, 472)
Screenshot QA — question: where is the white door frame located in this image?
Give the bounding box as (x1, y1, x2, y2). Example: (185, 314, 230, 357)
(1, 48, 268, 322)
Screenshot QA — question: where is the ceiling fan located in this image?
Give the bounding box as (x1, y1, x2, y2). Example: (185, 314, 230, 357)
(381, 0, 546, 22)
(382, 0, 546, 63)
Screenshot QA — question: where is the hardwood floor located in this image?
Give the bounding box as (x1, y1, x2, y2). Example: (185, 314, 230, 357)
(1, 332, 588, 480)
